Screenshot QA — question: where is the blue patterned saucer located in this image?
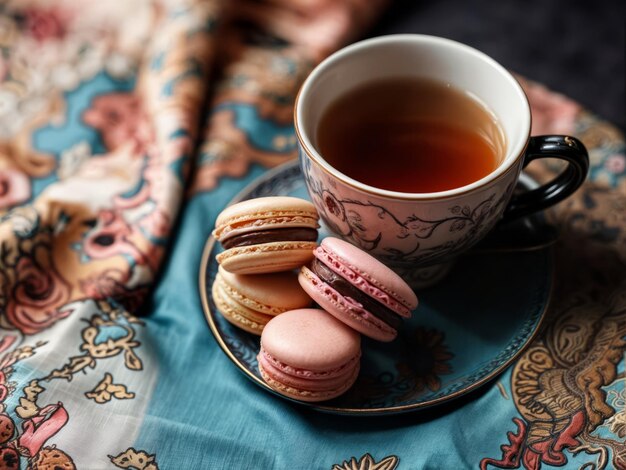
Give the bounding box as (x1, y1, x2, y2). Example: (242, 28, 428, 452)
(199, 161, 552, 415)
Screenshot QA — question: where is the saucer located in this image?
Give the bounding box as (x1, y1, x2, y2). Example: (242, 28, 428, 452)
(199, 161, 552, 415)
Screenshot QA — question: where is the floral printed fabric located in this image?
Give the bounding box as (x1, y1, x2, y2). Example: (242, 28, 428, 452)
(0, 0, 625, 469)
(0, 0, 386, 467)
(0, 0, 386, 337)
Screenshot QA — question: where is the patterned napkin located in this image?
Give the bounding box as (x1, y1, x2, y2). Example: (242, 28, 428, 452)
(0, 1, 625, 469)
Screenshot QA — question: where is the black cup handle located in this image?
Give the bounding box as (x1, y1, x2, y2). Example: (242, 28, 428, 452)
(501, 135, 589, 223)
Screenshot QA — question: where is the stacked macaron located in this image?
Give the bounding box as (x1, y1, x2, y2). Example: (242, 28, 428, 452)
(212, 197, 418, 402)
(211, 196, 318, 335)
(212, 266, 312, 334)
(213, 196, 320, 274)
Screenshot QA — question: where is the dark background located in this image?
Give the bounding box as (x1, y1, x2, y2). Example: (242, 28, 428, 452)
(368, 0, 625, 131)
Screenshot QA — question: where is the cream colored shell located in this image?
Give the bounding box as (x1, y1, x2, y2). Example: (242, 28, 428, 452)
(213, 196, 319, 241)
(212, 278, 273, 335)
(217, 265, 311, 315)
(216, 241, 317, 275)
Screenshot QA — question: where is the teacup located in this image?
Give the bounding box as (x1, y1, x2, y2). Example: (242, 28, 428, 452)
(295, 34, 588, 288)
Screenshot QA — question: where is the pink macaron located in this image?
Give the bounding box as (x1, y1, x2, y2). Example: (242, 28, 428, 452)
(258, 308, 361, 402)
(298, 237, 418, 342)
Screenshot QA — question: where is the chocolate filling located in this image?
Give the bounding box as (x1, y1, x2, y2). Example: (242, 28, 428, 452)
(311, 258, 402, 329)
(221, 227, 318, 249)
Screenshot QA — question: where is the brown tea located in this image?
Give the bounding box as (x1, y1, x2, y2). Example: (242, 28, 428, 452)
(316, 77, 506, 193)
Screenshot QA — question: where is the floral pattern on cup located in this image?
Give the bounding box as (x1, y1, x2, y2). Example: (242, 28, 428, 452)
(301, 152, 516, 269)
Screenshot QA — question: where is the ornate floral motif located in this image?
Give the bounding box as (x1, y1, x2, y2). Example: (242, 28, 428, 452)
(345, 327, 454, 408)
(481, 167, 626, 469)
(79, 269, 147, 313)
(0, 213, 72, 335)
(46, 301, 145, 379)
(109, 448, 159, 470)
(6, 245, 71, 332)
(85, 373, 135, 404)
(0, 2, 213, 467)
(0, 0, 207, 340)
(395, 327, 454, 397)
(82, 93, 150, 153)
(80, 209, 150, 267)
(302, 155, 514, 266)
(0, 299, 147, 468)
(332, 453, 399, 470)
(0, 341, 73, 465)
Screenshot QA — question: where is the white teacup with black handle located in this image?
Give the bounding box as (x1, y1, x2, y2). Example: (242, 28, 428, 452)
(295, 34, 588, 287)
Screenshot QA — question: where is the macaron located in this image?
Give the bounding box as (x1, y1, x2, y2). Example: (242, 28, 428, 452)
(212, 266, 312, 335)
(299, 237, 418, 342)
(258, 308, 361, 402)
(213, 196, 319, 274)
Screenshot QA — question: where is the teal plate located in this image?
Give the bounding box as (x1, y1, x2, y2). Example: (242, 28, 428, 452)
(199, 161, 552, 415)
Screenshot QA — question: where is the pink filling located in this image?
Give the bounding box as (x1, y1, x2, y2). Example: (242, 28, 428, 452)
(314, 246, 411, 318)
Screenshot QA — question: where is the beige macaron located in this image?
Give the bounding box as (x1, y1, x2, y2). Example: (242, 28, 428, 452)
(213, 197, 319, 274)
(212, 265, 312, 335)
